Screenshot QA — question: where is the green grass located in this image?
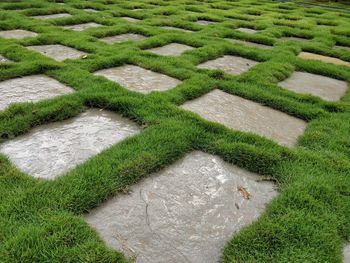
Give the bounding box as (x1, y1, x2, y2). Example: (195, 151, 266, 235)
(0, 0, 349, 262)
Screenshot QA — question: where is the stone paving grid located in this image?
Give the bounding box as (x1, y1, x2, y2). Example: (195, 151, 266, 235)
(0, 0, 350, 262)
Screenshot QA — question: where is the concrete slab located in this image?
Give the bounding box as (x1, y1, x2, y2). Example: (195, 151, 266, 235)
(236, 27, 258, 34)
(181, 89, 306, 147)
(27, 44, 86, 61)
(279, 71, 348, 101)
(280, 36, 309, 42)
(121, 17, 140, 22)
(100, 33, 146, 44)
(85, 151, 277, 263)
(0, 109, 140, 179)
(146, 43, 194, 56)
(63, 22, 102, 31)
(195, 20, 214, 25)
(298, 52, 350, 67)
(0, 29, 37, 39)
(0, 75, 74, 111)
(161, 26, 194, 33)
(32, 13, 71, 20)
(94, 65, 181, 94)
(197, 55, 258, 75)
(226, 38, 272, 49)
(344, 243, 350, 263)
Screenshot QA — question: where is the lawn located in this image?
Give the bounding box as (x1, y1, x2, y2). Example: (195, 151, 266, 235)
(0, 0, 349, 262)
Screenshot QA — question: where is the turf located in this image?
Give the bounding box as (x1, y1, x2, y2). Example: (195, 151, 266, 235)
(0, 0, 349, 262)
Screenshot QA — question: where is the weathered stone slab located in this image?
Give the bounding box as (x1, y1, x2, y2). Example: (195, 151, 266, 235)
(0, 75, 73, 111)
(32, 13, 71, 20)
(0, 29, 37, 39)
(84, 8, 99, 12)
(94, 65, 181, 94)
(198, 55, 258, 75)
(146, 43, 193, 56)
(181, 89, 306, 146)
(226, 38, 272, 49)
(100, 33, 146, 44)
(63, 22, 102, 31)
(161, 26, 194, 33)
(344, 243, 350, 263)
(298, 52, 350, 67)
(335, 45, 350, 52)
(27, 44, 86, 61)
(0, 109, 140, 179)
(85, 151, 277, 263)
(280, 36, 309, 42)
(236, 27, 258, 34)
(121, 17, 140, 22)
(195, 20, 214, 25)
(279, 71, 348, 101)
(0, 55, 9, 62)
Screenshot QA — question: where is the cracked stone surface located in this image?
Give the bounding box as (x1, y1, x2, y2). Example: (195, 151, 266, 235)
(344, 243, 350, 263)
(279, 71, 348, 101)
(298, 52, 350, 67)
(0, 55, 9, 62)
(161, 26, 194, 33)
(0, 75, 74, 111)
(146, 43, 194, 56)
(121, 17, 140, 22)
(27, 44, 86, 61)
(63, 22, 102, 31)
(32, 13, 71, 19)
(236, 27, 258, 34)
(85, 151, 277, 263)
(0, 109, 140, 179)
(94, 65, 181, 94)
(100, 33, 146, 44)
(0, 29, 37, 39)
(197, 55, 258, 75)
(195, 20, 214, 25)
(280, 36, 309, 42)
(181, 89, 306, 147)
(226, 38, 272, 49)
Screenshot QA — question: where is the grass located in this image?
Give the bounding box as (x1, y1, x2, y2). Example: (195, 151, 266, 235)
(0, 0, 349, 262)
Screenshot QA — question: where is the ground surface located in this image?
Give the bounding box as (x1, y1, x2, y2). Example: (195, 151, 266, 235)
(0, 0, 350, 262)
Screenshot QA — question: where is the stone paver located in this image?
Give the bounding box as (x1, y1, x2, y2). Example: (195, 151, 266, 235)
(195, 20, 214, 25)
(0, 109, 140, 179)
(100, 33, 146, 44)
(121, 17, 140, 22)
(63, 22, 102, 31)
(280, 36, 309, 42)
(279, 71, 348, 101)
(181, 89, 306, 146)
(236, 27, 258, 34)
(0, 55, 9, 62)
(198, 55, 258, 75)
(85, 151, 277, 263)
(161, 26, 194, 33)
(226, 38, 272, 49)
(0, 29, 37, 39)
(344, 243, 350, 263)
(298, 52, 350, 67)
(84, 8, 99, 12)
(146, 43, 194, 56)
(336, 45, 350, 52)
(0, 75, 74, 111)
(94, 65, 181, 94)
(32, 13, 71, 20)
(27, 44, 86, 61)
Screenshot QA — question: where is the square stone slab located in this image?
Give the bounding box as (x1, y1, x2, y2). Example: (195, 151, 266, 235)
(335, 45, 350, 52)
(84, 8, 99, 12)
(100, 33, 146, 44)
(146, 43, 194, 56)
(85, 151, 277, 263)
(63, 22, 102, 31)
(32, 13, 71, 20)
(236, 27, 258, 34)
(0, 109, 140, 179)
(344, 243, 350, 263)
(298, 52, 350, 67)
(161, 26, 194, 33)
(198, 55, 258, 75)
(279, 71, 348, 101)
(0, 55, 9, 63)
(121, 17, 140, 22)
(27, 44, 86, 61)
(181, 89, 306, 147)
(0, 75, 74, 111)
(280, 36, 309, 42)
(226, 38, 272, 49)
(195, 20, 214, 25)
(0, 29, 37, 39)
(94, 65, 181, 94)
